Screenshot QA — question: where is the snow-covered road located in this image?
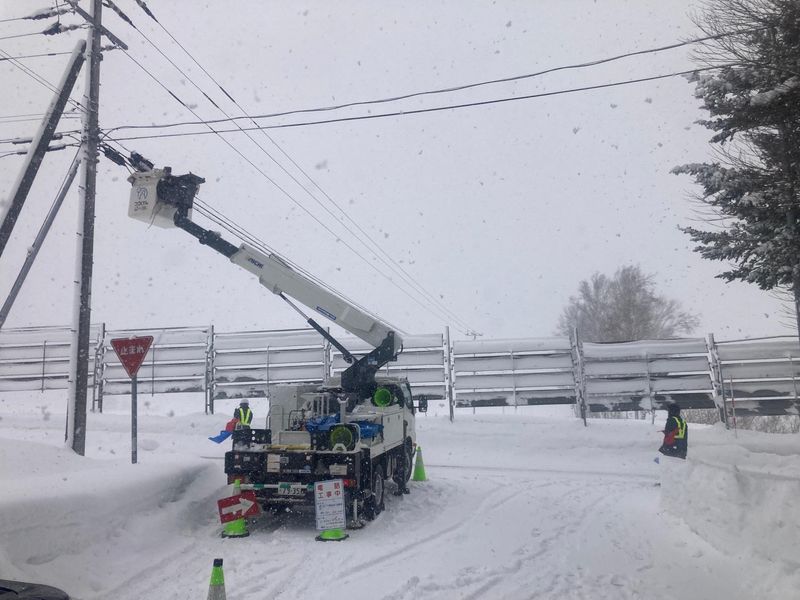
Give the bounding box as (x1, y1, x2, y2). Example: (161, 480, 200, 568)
(1, 395, 797, 599)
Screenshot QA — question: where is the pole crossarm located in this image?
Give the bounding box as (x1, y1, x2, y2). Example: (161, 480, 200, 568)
(64, 0, 128, 50)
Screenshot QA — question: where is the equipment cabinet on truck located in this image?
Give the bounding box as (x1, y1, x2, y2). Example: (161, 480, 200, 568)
(225, 378, 419, 525)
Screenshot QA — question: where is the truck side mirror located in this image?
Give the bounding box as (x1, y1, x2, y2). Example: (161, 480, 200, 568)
(417, 396, 428, 413)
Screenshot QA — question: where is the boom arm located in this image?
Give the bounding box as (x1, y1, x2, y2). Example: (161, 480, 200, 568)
(127, 168, 403, 396)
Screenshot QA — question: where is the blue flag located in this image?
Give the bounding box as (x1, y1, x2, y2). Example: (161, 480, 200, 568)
(208, 430, 232, 444)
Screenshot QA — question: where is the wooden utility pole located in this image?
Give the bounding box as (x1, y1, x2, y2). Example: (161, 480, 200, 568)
(66, 0, 103, 455)
(0, 40, 86, 258)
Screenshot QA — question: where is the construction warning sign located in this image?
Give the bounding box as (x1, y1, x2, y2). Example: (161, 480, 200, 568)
(314, 479, 346, 531)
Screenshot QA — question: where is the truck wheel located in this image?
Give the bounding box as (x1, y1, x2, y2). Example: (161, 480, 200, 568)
(364, 462, 385, 520)
(403, 444, 413, 485)
(392, 443, 413, 489)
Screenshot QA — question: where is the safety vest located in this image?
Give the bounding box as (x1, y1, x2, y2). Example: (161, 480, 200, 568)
(673, 416, 687, 439)
(236, 407, 252, 425)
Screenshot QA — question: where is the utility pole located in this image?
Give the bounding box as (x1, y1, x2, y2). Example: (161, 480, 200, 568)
(66, 0, 103, 455)
(0, 40, 86, 258)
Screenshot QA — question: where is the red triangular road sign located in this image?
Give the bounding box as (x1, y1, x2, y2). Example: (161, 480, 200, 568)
(110, 336, 153, 378)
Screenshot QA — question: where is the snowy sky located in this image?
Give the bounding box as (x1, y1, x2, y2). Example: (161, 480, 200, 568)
(0, 0, 792, 342)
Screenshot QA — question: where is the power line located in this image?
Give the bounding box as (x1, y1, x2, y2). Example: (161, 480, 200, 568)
(102, 26, 763, 135)
(112, 47, 472, 330)
(0, 49, 86, 113)
(191, 199, 400, 327)
(0, 50, 72, 61)
(0, 117, 71, 127)
(107, 65, 721, 142)
(0, 129, 82, 145)
(113, 5, 477, 334)
(0, 142, 78, 159)
(0, 31, 44, 41)
(102, 134, 459, 333)
(0, 5, 73, 24)
(102, 54, 723, 334)
(110, 8, 744, 335)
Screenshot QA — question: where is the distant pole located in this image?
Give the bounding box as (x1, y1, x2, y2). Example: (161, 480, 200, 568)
(445, 326, 454, 422)
(0, 40, 86, 257)
(66, 0, 103, 455)
(728, 376, 738, 439)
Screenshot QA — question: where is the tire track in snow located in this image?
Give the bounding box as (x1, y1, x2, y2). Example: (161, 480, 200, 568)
(375, 478, 572, 600)
(380, 477, 644, 600)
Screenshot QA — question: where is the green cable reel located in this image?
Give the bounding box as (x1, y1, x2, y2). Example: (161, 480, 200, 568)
(329, 425, 355, 450)
(372, 387, 392, 407)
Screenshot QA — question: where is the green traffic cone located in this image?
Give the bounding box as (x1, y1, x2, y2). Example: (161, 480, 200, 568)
(315, 528, 349, 542)
(412, 445, 427, 481)
(207, 558, 226, 600)
(221, 480, 249, 538)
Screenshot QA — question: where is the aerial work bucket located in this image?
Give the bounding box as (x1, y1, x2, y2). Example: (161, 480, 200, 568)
(127, 169, 181, 228)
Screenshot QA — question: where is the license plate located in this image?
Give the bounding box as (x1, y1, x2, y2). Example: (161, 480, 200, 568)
(277, 483, 308, 497)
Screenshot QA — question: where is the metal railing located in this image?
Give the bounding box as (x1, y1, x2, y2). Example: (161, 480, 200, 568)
(2, 324, 798, 417)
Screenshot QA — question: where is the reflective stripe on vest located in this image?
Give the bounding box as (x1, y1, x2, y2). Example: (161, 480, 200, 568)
(237, 407, 252, 425)
(673, 416, 686, 439)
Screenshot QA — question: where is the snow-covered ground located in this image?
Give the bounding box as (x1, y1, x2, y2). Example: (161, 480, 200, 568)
(1, 392, 798, 600)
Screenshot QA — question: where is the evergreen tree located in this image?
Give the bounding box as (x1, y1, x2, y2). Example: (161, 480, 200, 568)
(672, 0, 800, 338)
(556, 265, 699, 342)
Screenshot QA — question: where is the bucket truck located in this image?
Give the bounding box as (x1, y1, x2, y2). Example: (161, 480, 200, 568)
(127, 165, 425, 525)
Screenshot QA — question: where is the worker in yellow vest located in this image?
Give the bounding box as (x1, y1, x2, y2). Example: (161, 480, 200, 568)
(659, 403, 688, 459)
(233, 400, 253, 429)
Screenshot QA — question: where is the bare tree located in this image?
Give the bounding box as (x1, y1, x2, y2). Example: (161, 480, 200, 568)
(556, 265, 699, 342)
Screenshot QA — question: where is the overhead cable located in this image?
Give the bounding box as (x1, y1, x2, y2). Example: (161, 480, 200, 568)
(0, 48, 86, 113)
(113, 49, 468, 329)
(114, 5, 477, 334)
(0, 50, 72, 61)
(0, 31, 44, 41)
(103, 133, 394, 321)
(0, 6, 73, 23)
(107, 65, 721, 142)
(102, 26, 763, 134)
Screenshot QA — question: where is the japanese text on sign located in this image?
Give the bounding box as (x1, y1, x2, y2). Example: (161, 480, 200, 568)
(314, 479, 346, 531)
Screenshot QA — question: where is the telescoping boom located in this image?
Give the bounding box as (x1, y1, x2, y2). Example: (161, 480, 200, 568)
(127, 166, 403, 397)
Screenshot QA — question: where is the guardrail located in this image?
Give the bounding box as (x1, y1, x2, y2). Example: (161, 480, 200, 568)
(1, 324, 798, 418)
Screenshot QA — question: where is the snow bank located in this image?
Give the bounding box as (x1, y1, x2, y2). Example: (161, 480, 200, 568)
(661, 425, 800, 588)
(0, 437, 221, 589)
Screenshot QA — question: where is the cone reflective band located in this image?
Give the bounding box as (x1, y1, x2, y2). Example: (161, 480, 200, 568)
(210, 559, 224, 585)
(373, 387, 391, 407)
(207, 558, 226, 600)
(220, 479, 250, 538)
